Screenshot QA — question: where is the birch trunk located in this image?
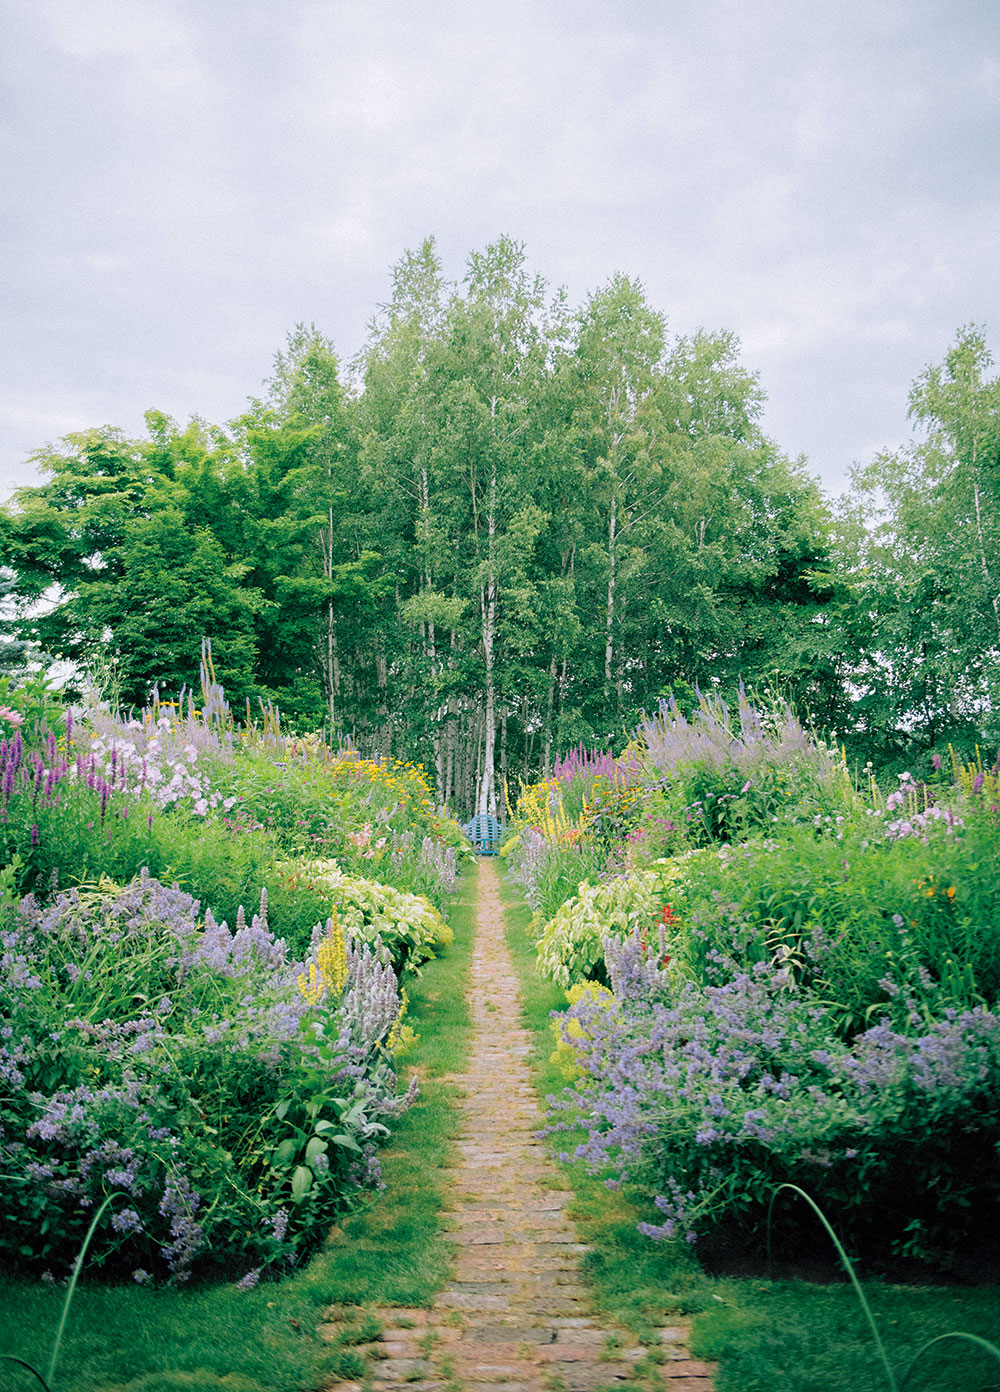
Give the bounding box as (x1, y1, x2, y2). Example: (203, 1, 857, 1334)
(477, 576, 497, 815)
(605, 492, 617, 698)
(970, 445, 1000, 641)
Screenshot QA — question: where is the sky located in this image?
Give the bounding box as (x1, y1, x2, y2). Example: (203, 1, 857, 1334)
(2, 0, 998, 507)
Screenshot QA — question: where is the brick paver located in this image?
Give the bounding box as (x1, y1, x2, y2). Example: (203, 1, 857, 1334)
(322, 860, 714, 1391)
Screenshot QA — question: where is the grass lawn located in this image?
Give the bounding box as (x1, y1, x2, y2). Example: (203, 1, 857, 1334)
(497, 875, 1000, 1392)
(0, 869, 477, 1392)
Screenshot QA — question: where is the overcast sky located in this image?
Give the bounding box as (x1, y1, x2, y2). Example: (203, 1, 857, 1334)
(2, 0, 998, 507)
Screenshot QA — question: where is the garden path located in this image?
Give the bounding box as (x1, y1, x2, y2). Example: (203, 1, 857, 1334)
(324, 859, 714, 1392)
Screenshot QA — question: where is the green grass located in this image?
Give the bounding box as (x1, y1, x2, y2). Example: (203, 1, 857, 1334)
(0, 870, 477, 1392)
(497, 873, 1000, 1392)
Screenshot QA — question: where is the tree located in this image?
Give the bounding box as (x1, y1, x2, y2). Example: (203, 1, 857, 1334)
(847, 326, 1000, 761)
(435, 238, 561, 814)
(560, 275, 667, 727)
(265, 325, 362, 728)
(0, 569, 31, 676)
(0, 239, 849, 798)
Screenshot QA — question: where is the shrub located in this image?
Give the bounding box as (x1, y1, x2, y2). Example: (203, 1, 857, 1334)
(635, 690, 853, 845)
(504, 828, 608, 920)
(672, 809, 1000, 1034)
(551, 933, 1000, 1267)
(535, 863, 684, 988)
(0, 870, 413, 1284)
(272, 858, 453, 975)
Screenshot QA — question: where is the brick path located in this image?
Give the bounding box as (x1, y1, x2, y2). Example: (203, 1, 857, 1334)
(322, 859, 714, 1392)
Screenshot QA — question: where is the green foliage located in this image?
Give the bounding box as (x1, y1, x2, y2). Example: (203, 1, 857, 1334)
(500, 872, 1000, 1392)
(676, 807, 1000, 1034)
(0, 673, 64, 736)
(1, 875, 409, 1283)
(272, 858, 453, 973)
(535, 865, 674, 987)
(844, 325, 1000, 765)
(1, 238, 843, 816)
(0, 871, 476, 1391)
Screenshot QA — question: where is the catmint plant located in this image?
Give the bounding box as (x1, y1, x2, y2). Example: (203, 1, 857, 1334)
(1, 872, 415, 1283)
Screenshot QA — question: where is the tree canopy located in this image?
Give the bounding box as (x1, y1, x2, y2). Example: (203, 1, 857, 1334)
(3, 241, 996, 804)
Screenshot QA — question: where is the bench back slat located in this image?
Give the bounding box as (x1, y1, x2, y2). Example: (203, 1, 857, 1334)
(462, 813, 505, 854)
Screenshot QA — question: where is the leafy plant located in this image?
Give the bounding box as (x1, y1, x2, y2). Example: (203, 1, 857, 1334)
(537, 857, 693, 991)
(549, 930, 1000, 1266)
(273, 858, 452, 974)
(1, 874, 413, 1283)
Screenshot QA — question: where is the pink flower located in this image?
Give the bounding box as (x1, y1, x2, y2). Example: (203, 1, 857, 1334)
(0, 706, 24, 726)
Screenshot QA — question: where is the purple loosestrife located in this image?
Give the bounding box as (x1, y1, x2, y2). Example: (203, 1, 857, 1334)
(552, 744, 641, 786)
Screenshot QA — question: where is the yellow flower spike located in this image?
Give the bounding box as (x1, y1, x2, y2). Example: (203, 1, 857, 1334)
(316, 910, 349, 1000)
(386, 986, 410, 1054)
(296, 962, 324, 1007)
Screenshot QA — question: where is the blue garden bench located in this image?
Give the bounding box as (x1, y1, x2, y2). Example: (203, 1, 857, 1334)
(463, 813, 505, 855)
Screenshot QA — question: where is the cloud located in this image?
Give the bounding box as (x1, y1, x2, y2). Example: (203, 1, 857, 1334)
(1, 0, 998, 503)
(36, 0, 189, 64)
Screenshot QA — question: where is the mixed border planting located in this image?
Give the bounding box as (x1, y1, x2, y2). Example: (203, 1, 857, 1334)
(0, 663, 469, 1291)
(504, 693, 1000, 1276)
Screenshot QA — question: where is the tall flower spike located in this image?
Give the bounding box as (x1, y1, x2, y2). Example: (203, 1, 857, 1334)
(316, 910, 348, 1000)
(297, 961, 324, 1007)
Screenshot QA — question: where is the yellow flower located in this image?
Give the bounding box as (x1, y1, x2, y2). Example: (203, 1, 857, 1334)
(296, 962, 324, 1007)
(297, 911, 348, 1004)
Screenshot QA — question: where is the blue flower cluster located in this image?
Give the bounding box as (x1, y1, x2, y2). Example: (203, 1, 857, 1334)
(1, 871, 413, 1283)
(551, 932, 1000, 1262)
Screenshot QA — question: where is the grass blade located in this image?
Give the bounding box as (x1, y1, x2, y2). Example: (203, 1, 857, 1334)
(46, 1192, 120, 1388)
(769, 1183, 898, 1392)
(898, 1331, 1000, 1389)
(1, 1356, 52, 1392)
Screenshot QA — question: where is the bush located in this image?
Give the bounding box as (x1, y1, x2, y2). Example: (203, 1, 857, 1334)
(636, 689, 853, 846)
(272, 858, 453, 975)
(551, 934, 1000, 1267)
(503, 828, 609, 921)
(0, 869, 414, 1284)
(535, 863, 684, 988)
(210, 748, 466, 909)
(672, 809, 1000, 1035)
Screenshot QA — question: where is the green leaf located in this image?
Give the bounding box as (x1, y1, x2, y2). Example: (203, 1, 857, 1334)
(290, 1165, 313, 1202)
(272, 1139, 297, 1168)
(304, 1136, 328, 1165)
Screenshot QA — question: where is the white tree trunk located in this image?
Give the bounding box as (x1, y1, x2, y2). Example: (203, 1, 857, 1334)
(605, 493, 617, 693)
